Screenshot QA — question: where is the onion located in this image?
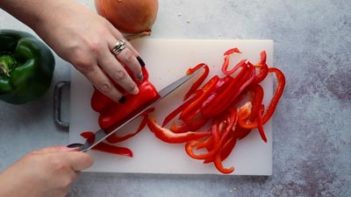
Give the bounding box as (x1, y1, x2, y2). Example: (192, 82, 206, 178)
(95, 0, 158, 34)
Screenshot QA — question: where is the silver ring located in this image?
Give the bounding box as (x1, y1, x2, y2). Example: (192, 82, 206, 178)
(111, 39, 126, 55)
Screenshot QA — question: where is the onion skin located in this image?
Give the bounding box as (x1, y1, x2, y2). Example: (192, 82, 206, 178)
(95, 0, 158, 34)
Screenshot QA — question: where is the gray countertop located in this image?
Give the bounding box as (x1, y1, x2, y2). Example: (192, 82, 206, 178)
(1, 0, 350, 196)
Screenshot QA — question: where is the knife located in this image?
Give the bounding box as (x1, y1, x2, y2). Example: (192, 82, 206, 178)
(67, 65, 204, 152)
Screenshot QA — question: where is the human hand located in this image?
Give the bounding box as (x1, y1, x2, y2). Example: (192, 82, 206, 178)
(0, 146, 93, 197)
(33, 1, 145, 102)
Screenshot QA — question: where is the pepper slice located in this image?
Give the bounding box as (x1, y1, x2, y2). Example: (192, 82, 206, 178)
(239, 67, 286, 129)
(80, 131, 133, 157)
(147, 116, 210, 144)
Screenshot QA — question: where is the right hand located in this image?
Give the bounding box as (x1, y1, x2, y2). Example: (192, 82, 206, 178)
(33, 1, 144, 102)
(0, 146, 93, 197)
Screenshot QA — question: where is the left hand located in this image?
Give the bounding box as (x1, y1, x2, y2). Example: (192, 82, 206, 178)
(0, 146, 93, 197)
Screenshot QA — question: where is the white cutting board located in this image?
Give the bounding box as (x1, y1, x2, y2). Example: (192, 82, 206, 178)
(69, 39, 273, 175)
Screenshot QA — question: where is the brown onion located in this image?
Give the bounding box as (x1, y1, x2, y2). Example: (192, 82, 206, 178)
(95, 0, 158, 34)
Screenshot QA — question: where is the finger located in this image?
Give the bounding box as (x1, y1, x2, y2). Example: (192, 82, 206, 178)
(32, 146, 70, 154)
(112, 45, 144, 82)
(80, 65, 123, 102)
(98, 47, 139, 95)
(65, 152, 94, 171)
(105, 21, 145, 78)
(104, 19, 141, 56)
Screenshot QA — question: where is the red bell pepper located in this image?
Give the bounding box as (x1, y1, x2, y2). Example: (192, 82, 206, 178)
(91, 67, 159, 131)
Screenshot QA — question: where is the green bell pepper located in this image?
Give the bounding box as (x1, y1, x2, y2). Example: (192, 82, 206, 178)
(0, 30, 55, 104)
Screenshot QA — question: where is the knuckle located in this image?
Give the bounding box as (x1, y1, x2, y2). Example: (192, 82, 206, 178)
(124, 49, 135, 63)
(126, 83, 137, 92)
(113, 70, 126, 81)
(61, 176, 75, 189)
(87, 40, 103, 54)
(50, 157, 67, 172)
(80, 154, 94, 167)
(69, 53, 94, 72)
(96, 82, 111, 94)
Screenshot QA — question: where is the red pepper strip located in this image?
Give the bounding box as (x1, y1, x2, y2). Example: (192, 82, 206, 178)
(202, 63, 255, 118)
(210, 110, 237, 174)
(219, 135, 237, 161)
(105, 115, 148, 143)
(239, 67, 286, 128)
(234, 127, 252, 140)
(249, 85, 264, 121)
(202, 110, 238, 163)
(185, 109, 237, 160)
(203, 136, 237, 163)
(184, 63, 209, 100)
(196, 136, 214, 150)
(185, 122, 220, 160)
(213, 152, 234, 174)
(147, 117, 211, 143)
(221, 48, 243, 76)
(162, 91, 202, 127)
(99, 81, 159, 129)
(180, 76, 220, 121)
(224, 48, 240, 56)
(172, 109, 210, 133)
(200, 76, 232, 111)
(81, 131, 96, 143)
(222, 59, 247, 76)
(162, 76, 219, 128)
(252, 51, 268, 84)
(80, 131, 133, 157)
(256, 105, 267, 143)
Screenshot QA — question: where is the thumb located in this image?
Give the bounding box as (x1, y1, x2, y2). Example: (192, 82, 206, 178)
(32, 146, 74, 154)
(64, 151, 94, 171)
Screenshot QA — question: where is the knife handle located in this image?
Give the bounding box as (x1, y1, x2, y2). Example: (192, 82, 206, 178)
(67, 143, 83, 149)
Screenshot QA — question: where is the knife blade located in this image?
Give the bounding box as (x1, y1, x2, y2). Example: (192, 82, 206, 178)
(68, 65, 204, 152)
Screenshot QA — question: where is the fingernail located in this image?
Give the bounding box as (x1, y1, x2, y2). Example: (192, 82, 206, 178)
(131, 86, 139, 95)
(119, 96, 126, 103)
(136, 72, 143, 81)
(63, 145, 81, 151)
(137, 56, 145, 67)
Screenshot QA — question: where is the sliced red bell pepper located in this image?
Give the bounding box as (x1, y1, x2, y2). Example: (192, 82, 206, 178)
(184, 63, 209, 100)
(256, 105, 267, 142)
(80, 131, 133, 157)
(239, 67, 285, 129)
(202, 63, 255, 118)
(147, 116, 210, 144)
(185, 109, 237, 160)
(105, 115, 148, 143)
(179, 76, 219, 121)
(170, 111, 208, 133)
(213, 152, 234, 174)
(252, 51, 268, 84)
(162, 91, 202, 127)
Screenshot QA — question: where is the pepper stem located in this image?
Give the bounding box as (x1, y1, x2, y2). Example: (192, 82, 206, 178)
(0, 55, 16, 77)
(0, 63, 10, 77)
